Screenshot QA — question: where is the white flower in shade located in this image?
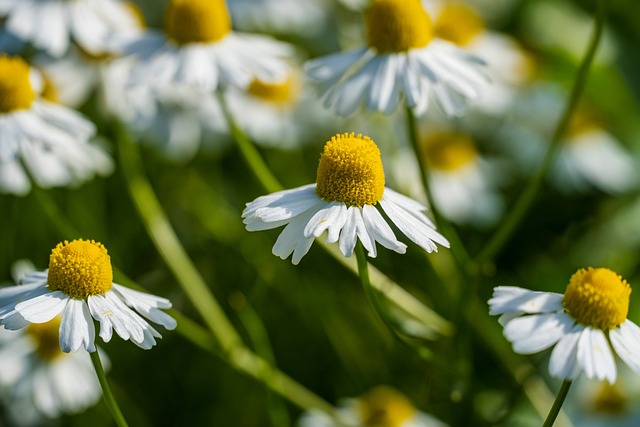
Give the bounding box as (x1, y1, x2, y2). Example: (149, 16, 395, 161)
(225, 69, 338, 149)
(0, 0, 141, 57)
(243, 132, 449, 264)
(551, 121, 638, 195)
(119, 0, 292, 93)
(0, 55, 113, 196)
(228, 0, 327, 37)
(298, 386, 447, 427)
(0, 239, 177, 352)
(393, 129, 504, 227)
(0, 317, 104, 424)
(489, 267, 640, 384)
(304, 0, 489, 117)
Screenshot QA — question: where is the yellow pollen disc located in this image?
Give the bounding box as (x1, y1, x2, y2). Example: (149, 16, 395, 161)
(433, 3, 485, 46)
(26, 316, 64, 361)
(0, 55, 36, 113)
(365, 0, 433, 53)
(358, 386, 416, 427)
(47, 239, 113, 299)
(592, 383, 627, 414)
(422, 131, 478, 171)
(316, 132, 385, 207)
(563, 267, 631, 330)
(247, 75, 298, 105)
(165, 0, 231, 45)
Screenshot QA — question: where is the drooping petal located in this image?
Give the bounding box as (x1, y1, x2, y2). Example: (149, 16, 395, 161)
(15, 291, 69, 324)
(577, 327, 616, 384)
(59, 299, 96, 353)
(503, 313, 570, 354)
(549, 323, 584, 380)
(610, 320, 640, 374)
(488, 287, 564, 316)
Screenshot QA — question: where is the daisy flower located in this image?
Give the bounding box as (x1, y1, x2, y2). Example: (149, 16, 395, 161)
(119, 0, 292, 93)
(489, 267, 640, 384)
(393, 130, 504, 227)
(304, 0, 489, 117)
(0, 239, 177, 352)
(0, 317, 104, 424)
(298, 385, 447, 427)
(0, 0, 141, 57)
(0, 55, 113, 196)
(243, 132, 449, 265)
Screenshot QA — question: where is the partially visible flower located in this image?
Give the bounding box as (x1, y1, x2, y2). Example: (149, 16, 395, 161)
(550, 109, 638, 194)
(0, 239, 176, 352)
(305, 0, 489, 117)
(228, 0, 327, 37)
(0, 55, 112, 196)
(243, 132, 449, 264)
(119, 0, 292, 93)
(298, 386, 447, 427)
(0, 0, 141, 57)
(489, 267, 640, 384)
(0, 318, 104, 424)
(393, 129, 504, 227)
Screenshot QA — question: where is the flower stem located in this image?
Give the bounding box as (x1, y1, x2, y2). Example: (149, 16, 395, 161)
(405, 107, 473, 275)
(115, 121, 242, 353)
(217, 90, 283, 194)
(90, 351, 129, 427)
(476, 0, 608, 266)
(355, 243, 437, 363)
(542, 380, 572, 427)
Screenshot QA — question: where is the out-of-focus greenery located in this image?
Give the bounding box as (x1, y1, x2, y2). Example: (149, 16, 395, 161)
(2, 0, 640, 426)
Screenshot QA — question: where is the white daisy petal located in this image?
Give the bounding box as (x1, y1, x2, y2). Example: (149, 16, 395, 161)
(59, 299, 96, 353)
(272, 204, 323, 264)
(577, 327, 617, 383)
(488, 287, 564, 316)
(503, 313, 569, 354)
(338, 207, 359, 258)
(111, 284, 177, 330)
(610, 320, 640, 374)
(361, 204, 406, 254)
(549, 323, 584, 380)
(15, 291, 69, 324)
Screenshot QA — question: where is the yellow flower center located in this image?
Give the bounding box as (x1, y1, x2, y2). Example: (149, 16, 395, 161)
(316, 133, 385, 207)
(40, 74, 59, 103)
(0, 55, 36, 113)
(47, 239, 113, 299)
(365, 0, 433, 53)
(563, 267, 631, 330)
(433, 3, 485, 46)
(164, 0, 231, 45)
(247, 75, 297, 105)
(592, 383, 627, 414)
(26, 316, 64, 361)
(358, 386, 416, 427)
(422, 131, 478, 171)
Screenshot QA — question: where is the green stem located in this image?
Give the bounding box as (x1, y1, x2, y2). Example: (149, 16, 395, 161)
(115, 121, 242, 353)
(90, 351, 129, 427)
(355, 244, 436, 363)
(217, 90, 283, 194)
(476, 0, 608, 265)
(405, 107, 473, 275)
(542, 380, 572, 427)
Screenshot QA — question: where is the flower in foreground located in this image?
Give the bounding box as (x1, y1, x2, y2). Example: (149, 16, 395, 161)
(119, 0, 292, 92)
(305, 0, 489, 117)
(0, 317, 104, 423)
(489, 267, 640, 383)
(298, 385, 447, 427)
(0, 55, 113, 196)
(0, 239, 176, 352)
(243, 132, 449, 264)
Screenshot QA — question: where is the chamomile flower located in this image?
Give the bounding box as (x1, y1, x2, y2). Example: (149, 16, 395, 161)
(305, 0, 489, 117)
(0, 239, 177, 352)
(120, 0, 292, 93)
(0, 0, 141, 57)
(298, 386, 447, 427)
(489, 268, 640, 384)
(0, 317, 104, 424)
(0, 55, 113, 196)
(243, 132, 449, 265)
(393, 130, 504, 227)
